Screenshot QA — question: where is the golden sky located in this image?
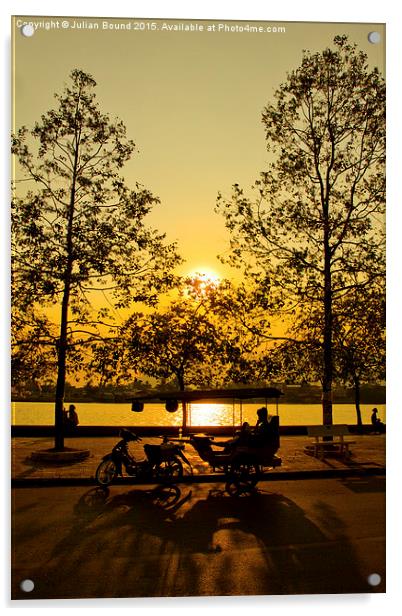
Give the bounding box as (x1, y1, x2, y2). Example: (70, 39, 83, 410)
(12, 17, 385, 280)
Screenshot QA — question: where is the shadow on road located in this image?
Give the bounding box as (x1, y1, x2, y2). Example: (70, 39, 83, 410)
(13, 484, 378, 599)
(340, 475, 386, 493)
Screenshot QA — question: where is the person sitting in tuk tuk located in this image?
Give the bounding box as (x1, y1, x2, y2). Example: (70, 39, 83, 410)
(250, 407, 280, 453)
(214, 406, 280, 454)
(233, 421, 252, 446)
(255, 407, 270, 433)
(249, 407, 274, 446)
(213, 421, 252, 452)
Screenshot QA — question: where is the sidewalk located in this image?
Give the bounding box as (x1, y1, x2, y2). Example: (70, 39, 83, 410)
(11, 433, 385, 485)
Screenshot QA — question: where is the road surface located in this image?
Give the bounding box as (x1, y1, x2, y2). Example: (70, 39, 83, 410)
(11, 476, 385, 599)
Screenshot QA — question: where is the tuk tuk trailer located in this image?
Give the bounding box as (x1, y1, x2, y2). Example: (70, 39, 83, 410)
(130, 387, 283, 495)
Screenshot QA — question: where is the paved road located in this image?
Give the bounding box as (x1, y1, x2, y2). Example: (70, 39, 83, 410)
(11, 476, 385, 600)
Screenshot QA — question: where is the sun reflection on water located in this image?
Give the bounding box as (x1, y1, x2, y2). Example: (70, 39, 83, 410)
(188, 403, 236, 426)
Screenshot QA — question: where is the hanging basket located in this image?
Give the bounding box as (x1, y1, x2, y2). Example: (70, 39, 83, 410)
(165, 399, 179, 413)
(131, 400, 144, 413)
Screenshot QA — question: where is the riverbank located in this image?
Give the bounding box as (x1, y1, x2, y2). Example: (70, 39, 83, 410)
(11, 423, 378, 438)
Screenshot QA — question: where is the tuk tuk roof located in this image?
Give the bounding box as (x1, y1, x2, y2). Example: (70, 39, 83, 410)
(131, 387, 283, 403)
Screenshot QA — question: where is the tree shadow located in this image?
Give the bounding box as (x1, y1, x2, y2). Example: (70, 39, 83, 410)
(18, 484, 376, 599)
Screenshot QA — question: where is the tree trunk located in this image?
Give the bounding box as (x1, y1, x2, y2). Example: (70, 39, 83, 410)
(322, 215, 333, 426)
(54, 135, 79, 450)
(354, 375, 363, 432)
(177, 372, 187, 434)
(54, 248, 74, 450)
(54, 283, 71, 450)
(181, 401, 187, 433)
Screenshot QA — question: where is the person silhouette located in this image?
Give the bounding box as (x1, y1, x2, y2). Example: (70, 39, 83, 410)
(255, 407, 269, 430)
(213, 421, 252, 452)
(66, 404, 79, 430)
(371, 408, 385, 434)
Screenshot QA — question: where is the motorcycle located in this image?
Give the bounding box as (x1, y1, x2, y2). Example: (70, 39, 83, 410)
(95, 428, 192, 488)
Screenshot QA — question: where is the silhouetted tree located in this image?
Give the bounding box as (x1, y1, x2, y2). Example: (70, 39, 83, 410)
(217, 36, 385, 425)
(125, 304, 216, 392)
(123, 276, 255, 428)
(11, 305, 56, 394)
(12, 69, 181, 449)
(86, 337, 133, 389)
(193, 278, 285, 386)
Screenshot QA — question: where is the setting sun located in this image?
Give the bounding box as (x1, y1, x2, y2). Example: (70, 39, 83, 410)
(186, 269, 221, 283)
(184, 269, 221, 297)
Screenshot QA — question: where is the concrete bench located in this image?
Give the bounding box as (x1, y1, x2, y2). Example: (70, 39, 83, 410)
(305, 424, 356, 460)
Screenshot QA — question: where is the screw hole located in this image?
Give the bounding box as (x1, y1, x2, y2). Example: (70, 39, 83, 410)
(20, 579, 35, 592)
(368, 32, 381, 44)
(21, 24, 35, 37)
(367, 573, 381, 586)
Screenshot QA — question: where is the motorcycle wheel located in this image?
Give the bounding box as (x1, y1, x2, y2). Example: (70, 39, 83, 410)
(225, 461, 261, 497)
(95, 459, 117, 487)
(155, 458, 183, 483)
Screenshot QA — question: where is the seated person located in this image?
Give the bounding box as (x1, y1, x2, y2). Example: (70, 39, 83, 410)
(213, 422, 252, 451)
(255, 407, 270, 433)
(371, 408, 385, 434)
(239, 421, 252, 438)
(63, 404, 79, 432)
(214, 408, 280, 453)
(250, 407, 279, 450)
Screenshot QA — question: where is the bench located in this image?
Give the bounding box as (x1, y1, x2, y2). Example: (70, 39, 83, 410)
(305, 424, 356, 460)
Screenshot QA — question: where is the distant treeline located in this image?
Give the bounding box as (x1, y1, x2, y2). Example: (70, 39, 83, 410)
(12, 382, 385, 404)
(280, 384, 385, 404)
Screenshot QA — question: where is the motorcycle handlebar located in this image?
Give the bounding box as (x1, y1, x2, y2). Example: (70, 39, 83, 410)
(119, 428, 141, 442)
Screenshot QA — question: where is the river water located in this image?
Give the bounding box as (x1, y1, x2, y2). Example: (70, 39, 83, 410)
(11, 401, 386, 427)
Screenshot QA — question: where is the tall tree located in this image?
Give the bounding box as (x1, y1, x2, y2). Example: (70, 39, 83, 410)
(217, 36, 385, 425)
(12, 69, 181, 449)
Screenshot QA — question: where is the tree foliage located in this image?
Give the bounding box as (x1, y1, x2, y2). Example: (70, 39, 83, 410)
(11, 304, 56, 393)
(123, 277, 248, 392)
(217, 36, 385, 424)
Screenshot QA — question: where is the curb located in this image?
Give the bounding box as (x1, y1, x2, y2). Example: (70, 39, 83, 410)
(11, 466, 385, 488)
